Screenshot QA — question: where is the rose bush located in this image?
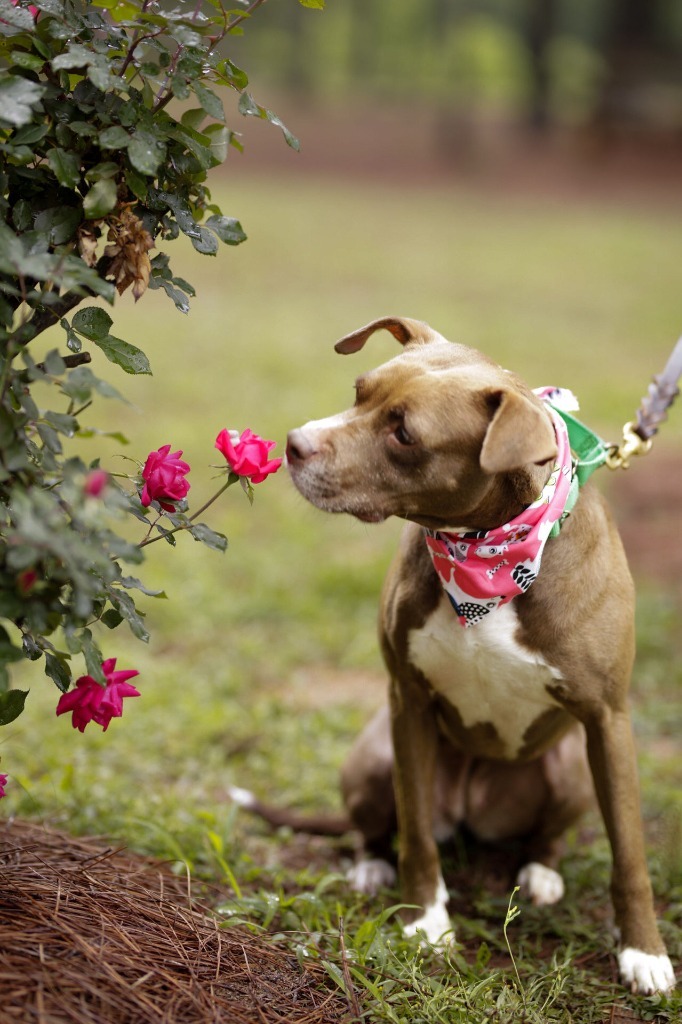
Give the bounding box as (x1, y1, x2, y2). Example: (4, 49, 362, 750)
(0, 0, 309, 798)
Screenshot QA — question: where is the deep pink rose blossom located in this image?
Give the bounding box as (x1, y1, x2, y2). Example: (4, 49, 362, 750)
(0, 773, 7, 799)
(140, 445, 190, 511)
(84, 468, 109, 497)
(215, 429, 282, 484)
(56, 658, 140, 733)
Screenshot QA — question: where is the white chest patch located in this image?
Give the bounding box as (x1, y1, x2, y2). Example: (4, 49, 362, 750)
(407, 597, 563, 758)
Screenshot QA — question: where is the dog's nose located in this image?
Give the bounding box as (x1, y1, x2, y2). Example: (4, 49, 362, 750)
(286, 428, 317, 464)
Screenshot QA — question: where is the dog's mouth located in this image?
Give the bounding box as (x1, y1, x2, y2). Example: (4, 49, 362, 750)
(288, 463, 390, 523)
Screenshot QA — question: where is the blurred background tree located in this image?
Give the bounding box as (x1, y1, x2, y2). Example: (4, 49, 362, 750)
(230, 0, 682, 151)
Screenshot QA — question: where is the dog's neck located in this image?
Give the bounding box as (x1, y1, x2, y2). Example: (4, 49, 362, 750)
(412, 462, 554, 535)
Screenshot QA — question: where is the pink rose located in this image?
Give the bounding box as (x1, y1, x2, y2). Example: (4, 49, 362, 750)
(140, 444, 190, 511)
(215, 428, 282, 484)
(0, 773, 8, 799)
(84, 468, 109, 497)
(56, 658, 140, 733)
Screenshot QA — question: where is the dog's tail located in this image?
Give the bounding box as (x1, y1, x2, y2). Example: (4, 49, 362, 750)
(228, 786, 353, 836)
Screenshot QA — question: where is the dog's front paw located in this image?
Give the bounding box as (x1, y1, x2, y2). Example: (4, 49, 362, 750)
(516, 862, 565, 906)
(402, 876, 452, 947)
(347, 857, 397, 895)
(618, 948, 676, 995)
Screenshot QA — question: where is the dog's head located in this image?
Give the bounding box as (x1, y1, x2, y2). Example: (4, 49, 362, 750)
(286, 317, 558, 531)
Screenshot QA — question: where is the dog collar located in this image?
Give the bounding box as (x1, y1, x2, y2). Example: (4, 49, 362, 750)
(425, 388, 604, 627)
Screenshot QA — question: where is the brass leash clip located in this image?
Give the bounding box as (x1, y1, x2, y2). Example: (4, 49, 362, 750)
(605, 421, 653, 471)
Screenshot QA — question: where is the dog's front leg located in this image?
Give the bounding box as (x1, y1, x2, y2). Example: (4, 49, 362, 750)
(390, 677, 451, 946)
(584, 706, 675, 994)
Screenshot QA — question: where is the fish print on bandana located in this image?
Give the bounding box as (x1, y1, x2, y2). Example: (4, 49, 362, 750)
(425, 389, 575, 627)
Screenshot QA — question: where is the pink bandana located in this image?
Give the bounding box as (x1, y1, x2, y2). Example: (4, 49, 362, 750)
(425, 389, 574, 627)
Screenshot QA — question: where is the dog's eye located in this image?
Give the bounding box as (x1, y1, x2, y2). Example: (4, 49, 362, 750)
(393, 423, 415, 446)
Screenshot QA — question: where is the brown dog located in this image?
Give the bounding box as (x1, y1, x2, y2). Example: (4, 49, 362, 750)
(282, 317, 675, 995)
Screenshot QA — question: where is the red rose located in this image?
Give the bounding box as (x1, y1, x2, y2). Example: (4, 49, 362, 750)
(140, 445, 190, 511)
(215, 428, 282, 484)
(56, 658, 140, 733)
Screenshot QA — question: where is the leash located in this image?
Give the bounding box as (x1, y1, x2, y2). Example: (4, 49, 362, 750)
(605, 334, 682, 470)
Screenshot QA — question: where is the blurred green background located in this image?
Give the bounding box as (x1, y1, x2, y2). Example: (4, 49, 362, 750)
(3, 0, 681, 886)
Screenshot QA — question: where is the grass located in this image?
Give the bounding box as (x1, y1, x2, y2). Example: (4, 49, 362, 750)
(3, 164, 682, 1021)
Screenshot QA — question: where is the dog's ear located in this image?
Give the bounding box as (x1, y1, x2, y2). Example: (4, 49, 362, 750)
(334, 317, 433, 354)
(480, 390, 557, 473)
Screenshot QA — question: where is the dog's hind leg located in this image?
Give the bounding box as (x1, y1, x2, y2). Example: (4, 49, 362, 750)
(464, 726, 594, 906)
(341, 705, 398, 894)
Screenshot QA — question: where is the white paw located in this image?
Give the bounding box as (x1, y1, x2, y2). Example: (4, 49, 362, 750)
(516, 862, 565, 906)
(618, 947, 676, 995)
(347, 858, 397, 895)
(402, 876, 452, 947)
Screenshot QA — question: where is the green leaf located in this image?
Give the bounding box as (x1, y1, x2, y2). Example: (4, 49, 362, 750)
(0, 2, 35, 32)
(238, 91, 300, 150)
(100, 608, 124, 629)
(215, 58, 248, 91)
(47, 148, 81, 189)
(109, 590, 149, 641)
(125, 167, 148, 201)
(189, 522, 228, 552)
(45, 652, 72, 693)
(51, 44, 96, 71)
(193, 82, 225, 122)
(87, 59, 119, 93)
(0, 689, 28, 726)
(0, 76, 45, 128)
(34, 206, 81, 246)
(299, 0, 325, 7)
(190, 226, 219, 256)
(92, 334, 152, 375)
(83, 178, 118, 219)
(62, 365, 126, 403)
(12, 122, 49, 145)
(128, 128, 167, 176)
(203, 123, 230, 164)
(72, 306, 113, 342)
(42, 411, 77, 436)
(99, 125, 131, 149)
(85, 161, 119, 182)
(206, 215, 247, 246)
(180, 108, 206, 132)
(81, 633, 105, 684)
(9, 51, 45, 73)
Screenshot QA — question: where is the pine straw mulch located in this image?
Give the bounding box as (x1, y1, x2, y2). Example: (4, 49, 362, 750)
(0, 818, 351, 1024)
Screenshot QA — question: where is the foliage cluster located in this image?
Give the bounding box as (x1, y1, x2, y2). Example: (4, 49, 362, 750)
(0, 0, 308, 727)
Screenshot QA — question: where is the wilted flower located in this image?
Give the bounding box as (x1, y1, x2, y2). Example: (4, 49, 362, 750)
(215, 428, 282, 484)
(104, 207, 154, 301)
(140, 445, 190, 511)
(56, 658, 140, 733)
